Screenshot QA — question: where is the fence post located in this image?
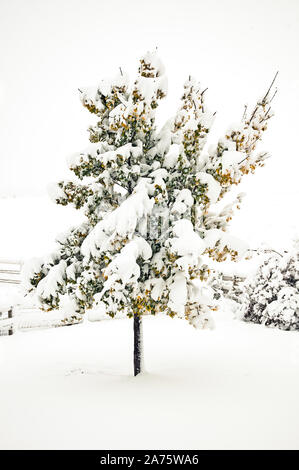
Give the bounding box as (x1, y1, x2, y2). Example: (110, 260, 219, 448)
(8, 307, 13, 335)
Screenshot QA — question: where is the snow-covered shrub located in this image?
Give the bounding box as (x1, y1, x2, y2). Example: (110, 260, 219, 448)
(242, 245, 299, 330)
(23, 51, 276, 374)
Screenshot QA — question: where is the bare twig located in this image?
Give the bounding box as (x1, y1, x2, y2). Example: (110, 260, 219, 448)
(249, 248, 284, 257)
(238, 151, 267, 166)
(263, 71, 279, 102)
(238, 155, 249, 166)
(270, 88, 278, 103)
(248, 105, 258, 124)
(242, 104, 248, 121)
(248, 72, 279, 124)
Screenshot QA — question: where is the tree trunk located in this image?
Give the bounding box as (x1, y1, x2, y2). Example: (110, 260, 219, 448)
(133, 313, 143, 376)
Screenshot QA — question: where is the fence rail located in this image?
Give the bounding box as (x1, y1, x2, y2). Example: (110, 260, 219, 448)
(0, 279, 21, 284)
(0, 258, 22, 286)
(222, 275, 246, 283)
(0, 269, 20, 275)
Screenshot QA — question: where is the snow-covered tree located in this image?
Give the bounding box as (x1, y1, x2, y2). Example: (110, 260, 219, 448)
(23, 52, 277, 375)
(242, 242, 299, 330)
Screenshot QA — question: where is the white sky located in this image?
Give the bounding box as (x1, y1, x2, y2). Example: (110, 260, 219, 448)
(0, 0, 298, 248)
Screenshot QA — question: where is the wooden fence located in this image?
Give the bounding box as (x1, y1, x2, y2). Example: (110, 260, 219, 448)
(0, 307, 14, 336)
(0, 259, 21, 335)
(0, 258, 84, 335)
(220, 274, 246, 303)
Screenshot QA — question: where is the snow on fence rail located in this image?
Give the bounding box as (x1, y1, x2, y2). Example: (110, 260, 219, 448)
(0, 258, 22, 285)
(0, 258, 23, 265)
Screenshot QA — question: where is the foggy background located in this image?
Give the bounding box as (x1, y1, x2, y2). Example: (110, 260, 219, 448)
(0, 0, 298, 252)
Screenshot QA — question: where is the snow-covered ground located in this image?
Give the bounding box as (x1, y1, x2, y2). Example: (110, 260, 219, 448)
(0, 309, 299, 450)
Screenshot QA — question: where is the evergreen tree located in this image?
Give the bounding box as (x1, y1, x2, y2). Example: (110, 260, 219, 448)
(242, 243, 299, 330)
(23, 52, 277, 375)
